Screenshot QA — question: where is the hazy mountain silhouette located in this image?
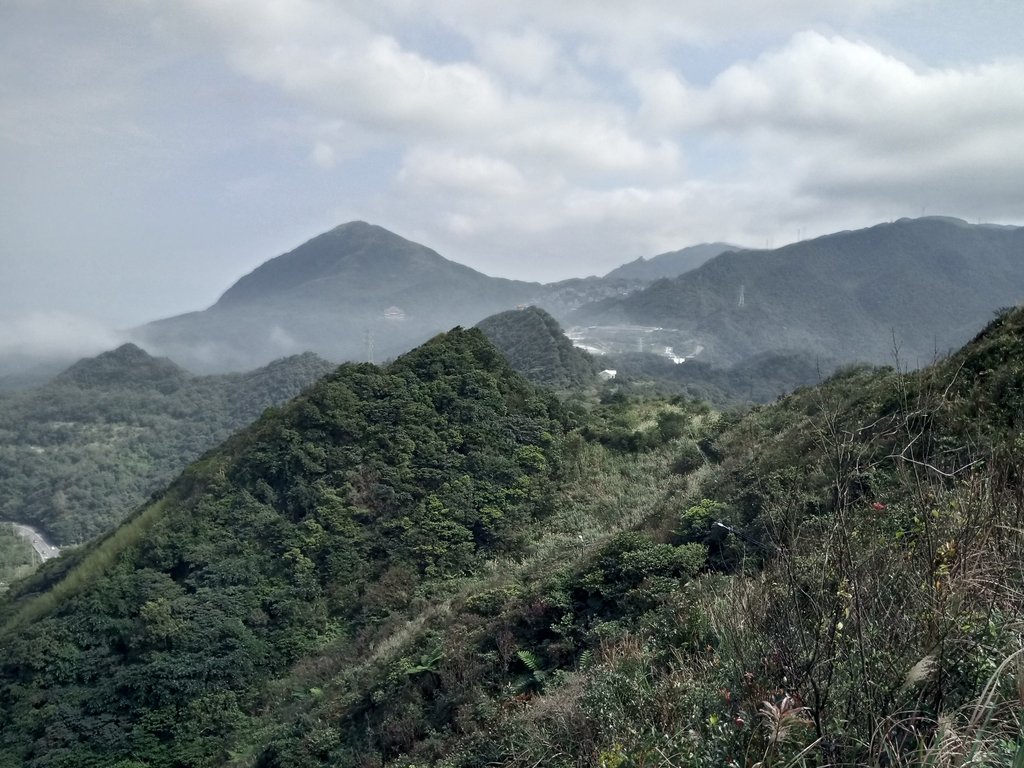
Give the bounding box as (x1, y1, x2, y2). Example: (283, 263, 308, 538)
(54, 343, 191, 393)
(132, 221, 544, 372)
(572, 217, 1024, 367)
(604, 242, 739, 281)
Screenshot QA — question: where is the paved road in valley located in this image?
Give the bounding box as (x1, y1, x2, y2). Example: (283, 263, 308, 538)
(3, 521, 61, 561)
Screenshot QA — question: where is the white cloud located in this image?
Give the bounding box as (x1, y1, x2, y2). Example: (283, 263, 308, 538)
(0, 312, 123, 360)
(3, 0, 1024, 326)
(168, 0, 506, 137)
(625, 32, 1024, 227)
(691, 33, 1024, 215)
(477, 29, 563, 86)
(695, 32, 1024, 137)
(157, 0, 680, 176)
(399, 149, 526, 196)
(388, 0, 913, 60)
(310, 141, 336, 169)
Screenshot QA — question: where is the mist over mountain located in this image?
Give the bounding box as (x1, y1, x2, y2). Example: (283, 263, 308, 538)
(603, 242, 739, 281)
(0, 312, 129, 391)
(131, 222, 545, 372)
(0, 359, 71, 393)
(573, 217, 1024, 367)
(533, 275, 647, 317)
(8, 217, 1020, 385)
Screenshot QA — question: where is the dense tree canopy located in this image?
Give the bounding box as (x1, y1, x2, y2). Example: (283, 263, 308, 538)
(0, 347, 334, 544)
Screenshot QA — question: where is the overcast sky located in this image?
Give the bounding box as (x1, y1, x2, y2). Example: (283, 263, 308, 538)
(2, 0, 1024, 357)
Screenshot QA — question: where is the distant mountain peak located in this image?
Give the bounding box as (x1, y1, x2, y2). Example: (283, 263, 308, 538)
(105, 342, 154, 361)
(327, 220, 376, 233)
(605, 242, 740, 281)
(321, 220, 411, 243)
(213, 221, 459, 309)
(55, 343, 191, 390)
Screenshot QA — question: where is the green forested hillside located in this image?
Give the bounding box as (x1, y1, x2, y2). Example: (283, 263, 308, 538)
(0, 328, 573, 767)
(476, 306, 598, 389)
(0, 345, 334, 544)
(1, 312, 1022, 767)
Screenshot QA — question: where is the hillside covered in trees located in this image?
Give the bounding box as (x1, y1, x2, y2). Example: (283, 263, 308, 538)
(477, 306, 599, 389)
(0, 310, 1022, 767)
(0, 344, 334, 544)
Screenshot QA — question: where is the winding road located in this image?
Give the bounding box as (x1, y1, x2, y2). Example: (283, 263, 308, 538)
(3, 521, 61, 562)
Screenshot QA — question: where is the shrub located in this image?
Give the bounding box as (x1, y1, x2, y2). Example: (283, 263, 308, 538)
(672, 439, 704, 474)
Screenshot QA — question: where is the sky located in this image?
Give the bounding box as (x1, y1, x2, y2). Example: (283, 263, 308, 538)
(2, 0, 1024, 358)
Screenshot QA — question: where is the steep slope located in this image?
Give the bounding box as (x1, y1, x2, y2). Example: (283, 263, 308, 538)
(133, 222, 544, 372)
(573, 217, 1024, 367)
(0, 347, 334, 544)
(1, 312, 1023, 766)
(604, 242, 739, 281)
(476, 306, 598, 388)
(244, 309, 1024, 767)
(0, 328, 570, 767)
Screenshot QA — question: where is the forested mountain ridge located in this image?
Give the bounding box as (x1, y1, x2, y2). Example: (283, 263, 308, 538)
(573, 217, 1024, 367)
(1, 309, 1022, 766)
(476, 306, 598, 389)
(0, 327, 573, 767)
(0, 346, 334, 544)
